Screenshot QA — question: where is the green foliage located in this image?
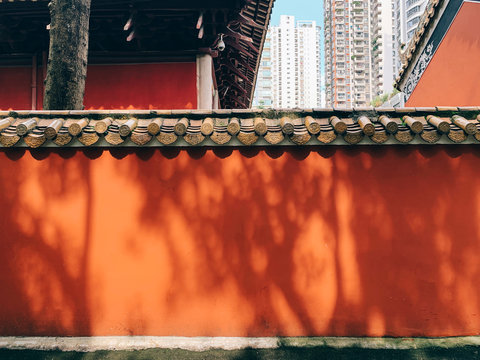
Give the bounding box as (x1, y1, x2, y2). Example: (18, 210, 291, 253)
(370, 89, 400, 107)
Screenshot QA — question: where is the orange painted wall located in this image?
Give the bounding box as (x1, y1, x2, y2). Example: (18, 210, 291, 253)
(406, 2, 480, 106)
(0, 67, 32, 110)
(1, 146, 480, 337)
(0, 62, 197, 110)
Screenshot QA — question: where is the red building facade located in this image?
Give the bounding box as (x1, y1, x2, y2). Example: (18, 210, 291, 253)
(0, 0, 271, 111)
(0, 63, 198, 110)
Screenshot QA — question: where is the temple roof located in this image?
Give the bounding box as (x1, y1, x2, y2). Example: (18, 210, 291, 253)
(395, 0, 480, 99)
(1, 107, 479, 148)
(0, 0, 275, 109)
(394, 0, 442, 89)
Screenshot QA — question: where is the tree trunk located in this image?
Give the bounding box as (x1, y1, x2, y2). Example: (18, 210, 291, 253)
(43, 0, 91, 110)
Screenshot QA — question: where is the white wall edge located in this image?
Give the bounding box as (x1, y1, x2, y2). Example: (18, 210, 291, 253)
(1, 336, 480, 352)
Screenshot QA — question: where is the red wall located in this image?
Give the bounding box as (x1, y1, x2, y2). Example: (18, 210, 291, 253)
(0, 62, 197, 110)
(1, 146, 480, 337)
(84, 63, 197, 110)
(406, 2, 480, 106)
(0, 67, 32, 110)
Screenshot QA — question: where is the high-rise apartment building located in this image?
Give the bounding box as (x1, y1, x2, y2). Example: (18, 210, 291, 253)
(405, 0, 428, 40)
(253, 15, 322, 108)
(253, 31, 273, 108)
(393, 0, 427, 75)
(325, 0, 400, 107)
(371, 0, 395, 97)
(324, 0, 373, 107)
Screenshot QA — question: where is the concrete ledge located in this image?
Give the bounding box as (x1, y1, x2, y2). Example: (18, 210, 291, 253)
(1, 345, 480, 360)
(1, 336, 480, 354)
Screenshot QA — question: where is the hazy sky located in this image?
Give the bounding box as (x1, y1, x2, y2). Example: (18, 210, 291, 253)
(270, 0, 323, 25)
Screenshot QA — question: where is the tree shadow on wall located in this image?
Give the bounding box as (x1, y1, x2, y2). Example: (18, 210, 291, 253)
(325, 145, 480, 336)
(116, 144, 480, 337)
(0, 148, 94, 336)
(2, 144, 480, 338)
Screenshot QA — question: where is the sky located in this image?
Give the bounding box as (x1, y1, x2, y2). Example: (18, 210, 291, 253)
(270, 0, 323, 26)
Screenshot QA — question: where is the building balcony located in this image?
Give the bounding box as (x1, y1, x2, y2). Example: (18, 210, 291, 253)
(354, 93, 367, 100)
(373, 23, 382, 32)
(353, 59, 367, 65)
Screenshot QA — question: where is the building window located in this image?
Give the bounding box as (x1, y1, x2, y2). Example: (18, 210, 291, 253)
(407, 16, 420, 28)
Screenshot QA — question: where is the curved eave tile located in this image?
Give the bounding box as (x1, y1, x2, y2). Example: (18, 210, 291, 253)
(0, 108, 479, 148)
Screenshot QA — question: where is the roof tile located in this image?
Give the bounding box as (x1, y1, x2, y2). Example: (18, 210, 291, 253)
(0, 108, 479, 147)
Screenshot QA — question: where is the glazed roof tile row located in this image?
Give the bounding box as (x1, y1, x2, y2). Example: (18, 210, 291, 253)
(1, 108, 480, 147)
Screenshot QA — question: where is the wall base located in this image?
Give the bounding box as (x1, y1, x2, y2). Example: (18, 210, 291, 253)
(1, 336, 480, 359)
